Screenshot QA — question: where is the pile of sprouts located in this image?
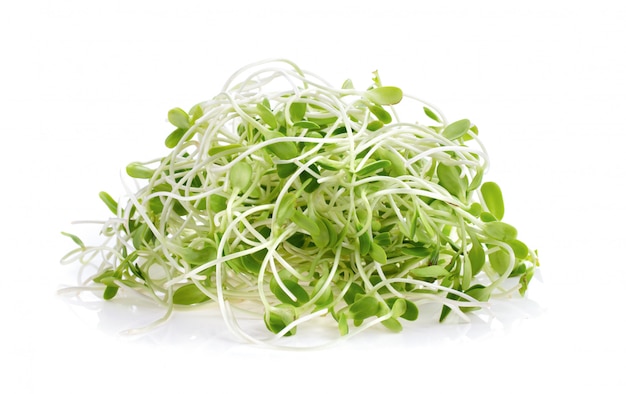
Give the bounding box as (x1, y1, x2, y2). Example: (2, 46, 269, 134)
(61, 59, 538, 345)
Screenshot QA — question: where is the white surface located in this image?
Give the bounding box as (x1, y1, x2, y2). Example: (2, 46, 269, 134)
(1, 0, 625, 392)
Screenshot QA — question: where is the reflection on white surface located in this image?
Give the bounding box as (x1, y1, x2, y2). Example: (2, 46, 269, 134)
(58, 280, 546, 351)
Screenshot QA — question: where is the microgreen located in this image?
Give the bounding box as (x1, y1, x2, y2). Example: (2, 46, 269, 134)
(126, 162, 154, 179)
(60, 59, 538, 346)
(168, 107, 191, 129)
(480, 181, 505, 220)
(365, 86, 403, 105)
(98, 191, 118, 215)
(442, 119, 471, 140)
(423, 106, 442, 123)
(61, 232, 85, 249)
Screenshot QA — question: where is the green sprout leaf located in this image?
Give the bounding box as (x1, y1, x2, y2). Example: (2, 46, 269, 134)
(481, 182, 505, 220)
(126, 162, 154, 179)
(489, 249, 511, 275)
(276, 193, 297, 226)
(165, 128, 187, 149)
(349, 295, 380, 320)
(389, 297, 407, 318)
(270, 277, 310, 307)
(179, 244, 217, 266)
(507, 239, 529, 259)
(173, 284, 210, 305)
(442, 119, 471, 140)
(289, 102, 307, 122)
(364, 86, 403, 105)
(367, 120, 384, 131)
(256, 103, 278, 129)
(386, 297, 419, 321)
(359, 231, 372, 255)
(292, 120, 320, 130)
(423, 107, 441, 122)
(230, 161, 253, 190)
(469, 239, 486, 274)
(61, 232, 85, 249)
(168, 107, 190, 129)
(519, 269, 534, 296)
(265, 131, 299, 160)
(410, 265, 449, 279)
(369, 104, 393, 124)
(483, 222, 518, 241)
(381, 317, 403, 332)
(299, 165, 320, 193)
(209, 194, 227, 212)
(98, 191, 118, 214)
(189, 104, 203, 123)
(343, 282, 365, 305)
(369, 242, 387, 264)
(437, 164, 466, 199)
(292, 211, 320, 236)
(460, 284, 490, 312)
(468, 167, 484, 192)
(103, 285, 119, 300)
(208, 144, 244, 156)
(402, 246, 431, 258)
(265, 306, 297, 336)
(356, 160, 391, 177)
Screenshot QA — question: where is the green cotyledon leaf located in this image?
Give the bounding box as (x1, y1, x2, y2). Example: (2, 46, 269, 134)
(469, 239, 486, 275)
(490, 248, 512, 275)
(356, 160, 391, 177)
(173, 284, 210, 305)
(98, 191, 118, 214)
(275, 192, 297, 226)
(61, 232, 85, 249)
(126, 162, 154, 179)
(270, 277, 310, 307)
(289, 102, 307, 122)
(256, 103, 278, 129)
(483, 222, 518, 242)
(364, 86, 403, 105)
(264, 305, 297, 336)
(481, 182, 505, 220)
(265, 131, 299, 159)
(165, 128, 186, 149)
(410, 265, 449, 278)
(423, 106, 441, 122)
(369, 104, 392, 124)
(348, 295, 380, 320)
(442, 119, 471, 140)
(437, 164, 466, 199)
(168, 107, 190, 129)
(230, 161, 253, 190)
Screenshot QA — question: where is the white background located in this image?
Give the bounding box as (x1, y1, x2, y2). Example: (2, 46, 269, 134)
(1, 0, 625, 392)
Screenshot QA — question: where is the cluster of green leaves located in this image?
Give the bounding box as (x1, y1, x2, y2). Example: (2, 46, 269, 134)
(62, 61, 538, 340)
